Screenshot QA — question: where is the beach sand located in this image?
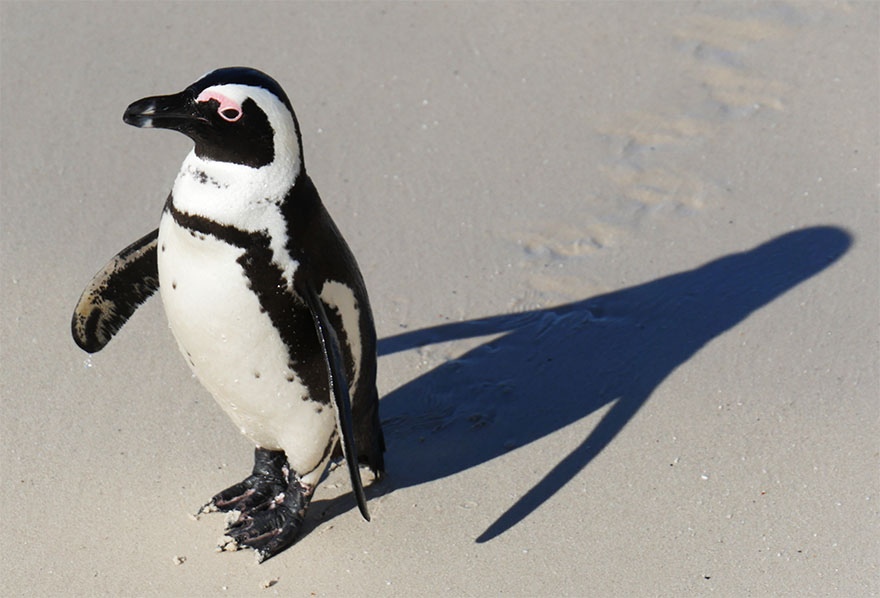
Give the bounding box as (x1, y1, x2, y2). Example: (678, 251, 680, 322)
(1, 3, 877, 596)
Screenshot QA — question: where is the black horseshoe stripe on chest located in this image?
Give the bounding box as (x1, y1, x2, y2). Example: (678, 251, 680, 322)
(164, 195, 356, 406)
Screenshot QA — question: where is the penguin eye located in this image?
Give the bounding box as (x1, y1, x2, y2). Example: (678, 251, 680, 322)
(196, 89, 243, 123)
(219, 107, 242, 122)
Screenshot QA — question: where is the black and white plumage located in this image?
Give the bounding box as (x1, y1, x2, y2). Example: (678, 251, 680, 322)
(71, 67, 384, 562)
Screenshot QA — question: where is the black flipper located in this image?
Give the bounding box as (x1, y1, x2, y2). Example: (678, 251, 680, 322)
(300, 279, 370, 521)
(71, 229, 160, 353)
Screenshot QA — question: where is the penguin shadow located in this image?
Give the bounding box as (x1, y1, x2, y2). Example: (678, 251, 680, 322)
(308, 226, 851, 543)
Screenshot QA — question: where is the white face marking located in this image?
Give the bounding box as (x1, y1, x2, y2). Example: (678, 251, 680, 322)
(170, 83, 302, 292)
(320, 281, 362, 397)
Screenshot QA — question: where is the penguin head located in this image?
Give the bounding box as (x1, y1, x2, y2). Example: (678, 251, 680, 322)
(123, 67, 303, 173)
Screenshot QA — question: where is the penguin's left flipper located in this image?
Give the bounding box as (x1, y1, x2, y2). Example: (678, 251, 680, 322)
(71, 229, 160, 353)
(300, 279, 371, 522)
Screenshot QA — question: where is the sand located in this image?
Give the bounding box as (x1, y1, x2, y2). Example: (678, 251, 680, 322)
(1, 2, 877, 596)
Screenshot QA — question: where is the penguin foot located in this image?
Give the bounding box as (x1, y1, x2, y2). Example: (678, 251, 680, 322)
(199, 447, 289, 518)
(219, 478, 314, 563)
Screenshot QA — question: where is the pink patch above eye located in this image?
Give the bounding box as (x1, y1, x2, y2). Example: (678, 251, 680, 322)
(196, 89, 242, 122)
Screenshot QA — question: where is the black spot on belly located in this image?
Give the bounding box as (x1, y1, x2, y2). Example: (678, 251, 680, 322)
(172, 281, 177, 289)
(315, 406, 323, 414)
(161, 243, 166, 252)
(254, 371, 261, 379)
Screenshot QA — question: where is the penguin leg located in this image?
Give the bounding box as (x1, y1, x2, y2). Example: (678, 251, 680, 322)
(199, 447, 288, 518)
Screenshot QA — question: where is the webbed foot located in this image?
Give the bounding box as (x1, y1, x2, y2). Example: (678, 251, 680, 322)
(199, 447, 288, 518)
(199, 447, 315, 562)
(218, 478, 314, 563)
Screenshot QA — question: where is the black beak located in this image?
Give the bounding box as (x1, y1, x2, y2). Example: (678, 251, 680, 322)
(123, 90, 200, 130)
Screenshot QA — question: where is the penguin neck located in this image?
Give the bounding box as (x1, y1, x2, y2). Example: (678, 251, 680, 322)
(167, 149, 304, 295)
(170, 149, 302, 230)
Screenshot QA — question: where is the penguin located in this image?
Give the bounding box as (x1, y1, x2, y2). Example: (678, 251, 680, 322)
(71, 67, 384, 562)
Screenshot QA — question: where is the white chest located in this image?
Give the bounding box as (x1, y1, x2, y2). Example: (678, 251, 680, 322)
(156, 210, 336, 472)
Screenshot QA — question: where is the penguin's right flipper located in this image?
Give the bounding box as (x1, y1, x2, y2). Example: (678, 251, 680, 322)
(71, 229, 160, 353)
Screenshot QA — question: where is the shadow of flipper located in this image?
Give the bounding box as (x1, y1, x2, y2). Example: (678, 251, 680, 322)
(328, 227, 852, 542)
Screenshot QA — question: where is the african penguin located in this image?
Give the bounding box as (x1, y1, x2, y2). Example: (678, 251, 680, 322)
(71, 67, 384, 562)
